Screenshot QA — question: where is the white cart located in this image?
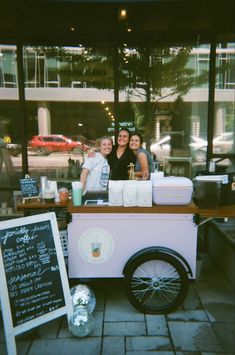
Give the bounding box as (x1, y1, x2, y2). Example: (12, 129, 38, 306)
(68, 209, 198, 314)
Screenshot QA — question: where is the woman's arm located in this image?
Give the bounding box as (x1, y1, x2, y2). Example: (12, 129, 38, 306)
(135, 152, 149, 179)
(80, 168, 90, 191)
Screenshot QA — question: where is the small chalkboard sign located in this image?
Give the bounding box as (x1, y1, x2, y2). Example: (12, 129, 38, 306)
(19, 177, 39, 200)
(0, 212, 73, 355)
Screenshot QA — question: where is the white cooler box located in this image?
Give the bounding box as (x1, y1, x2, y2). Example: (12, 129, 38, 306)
(152, 176, 193, 205)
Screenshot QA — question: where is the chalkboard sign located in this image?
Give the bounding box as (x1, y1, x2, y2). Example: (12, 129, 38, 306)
(0, 213, 73, 355)
(20, 178, 39, 199)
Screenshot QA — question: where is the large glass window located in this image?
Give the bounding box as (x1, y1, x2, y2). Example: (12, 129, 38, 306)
(1, 42, 234, 187)
(214, 43, 235, 161)
(0, 44, 22, 213)
(23, 46, 114, 180)
(118, 44, 210, 178)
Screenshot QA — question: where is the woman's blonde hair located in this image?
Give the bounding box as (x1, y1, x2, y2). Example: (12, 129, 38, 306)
(95, 136, 113, 150)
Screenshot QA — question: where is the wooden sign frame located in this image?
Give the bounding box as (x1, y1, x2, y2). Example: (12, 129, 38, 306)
(0, 212, 73, 355)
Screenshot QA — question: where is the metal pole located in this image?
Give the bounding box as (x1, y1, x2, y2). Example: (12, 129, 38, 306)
(16, 43, 29, 175)
(207, 40, 216, 170)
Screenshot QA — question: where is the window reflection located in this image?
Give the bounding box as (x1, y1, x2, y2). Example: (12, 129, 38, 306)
(0, 44, 21, 190)
(214, 43, 235, 156)
(0, 43, 234, 186)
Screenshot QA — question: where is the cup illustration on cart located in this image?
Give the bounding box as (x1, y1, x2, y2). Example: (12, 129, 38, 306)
(91, 242, 102, 257)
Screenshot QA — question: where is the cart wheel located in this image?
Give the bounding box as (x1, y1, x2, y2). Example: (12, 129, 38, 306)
(124, 252, 189, 314)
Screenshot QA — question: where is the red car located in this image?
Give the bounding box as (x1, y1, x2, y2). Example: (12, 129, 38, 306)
(29, 134, 89, 155)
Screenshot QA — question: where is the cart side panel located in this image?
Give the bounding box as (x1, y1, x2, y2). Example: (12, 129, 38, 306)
(68, 213, 197, 278)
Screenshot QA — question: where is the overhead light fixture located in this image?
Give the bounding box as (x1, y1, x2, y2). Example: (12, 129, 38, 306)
(119, 9, 127, 19)
(70, 27, 75, 32)
(127, 27, 132, 32)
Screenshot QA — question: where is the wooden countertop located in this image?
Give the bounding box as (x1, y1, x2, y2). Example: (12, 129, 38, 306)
(17, 200, 235, 218)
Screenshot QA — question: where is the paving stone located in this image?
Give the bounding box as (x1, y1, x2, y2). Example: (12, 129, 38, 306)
(126, 336, 172, 351)
(36, 318, 62, 338)
(58, 316, 72, 338)
(182, 288, 203, 310)
(0, 340, 31, 355)
(168, 321, 222, 352)
(197, 287, 235, 306)
(105, 279, 127, 300)
(145, 314, 169, 336)
(204, 302, 235, 322)
(103, 321, 146, 336)
(104, 299, 145, 322)
(102, 336, 125, 354)
(213, 321, 235, 353)
(166, 310, 208, 322)
(90, 311, 104, 337)
(126, 352, 176, 355)
(0, 252, 233, 355)
(58, 311, 103, 337)
(28, 337, 101, 355)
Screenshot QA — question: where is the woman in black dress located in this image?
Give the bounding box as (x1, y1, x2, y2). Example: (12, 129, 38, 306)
(108, 129, 136, 180)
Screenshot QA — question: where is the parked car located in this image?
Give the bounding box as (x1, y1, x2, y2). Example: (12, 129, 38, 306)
(28, 134, 89, 156)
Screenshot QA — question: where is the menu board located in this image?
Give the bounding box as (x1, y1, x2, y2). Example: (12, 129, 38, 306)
(0, 213, 72, 355)
(20, 178, 38, 198)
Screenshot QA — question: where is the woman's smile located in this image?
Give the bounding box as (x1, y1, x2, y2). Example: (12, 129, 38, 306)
(129, 135, 141, 151)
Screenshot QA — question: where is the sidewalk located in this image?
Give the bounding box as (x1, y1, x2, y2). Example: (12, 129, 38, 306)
(1, 252, 235, 354)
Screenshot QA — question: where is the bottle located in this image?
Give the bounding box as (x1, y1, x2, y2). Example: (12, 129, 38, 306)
(128, 163, 136, 180)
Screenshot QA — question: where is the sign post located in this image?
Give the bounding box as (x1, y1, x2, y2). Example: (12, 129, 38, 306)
(0, 212, 73, 355)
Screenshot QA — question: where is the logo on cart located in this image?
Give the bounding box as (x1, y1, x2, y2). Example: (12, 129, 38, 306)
(77, 228, 114, 263)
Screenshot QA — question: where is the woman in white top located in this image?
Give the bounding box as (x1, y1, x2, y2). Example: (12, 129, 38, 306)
(80, 136, 113, 191)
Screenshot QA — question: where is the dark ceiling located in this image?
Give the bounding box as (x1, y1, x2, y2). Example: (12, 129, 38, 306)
(1, 0, 235, 46)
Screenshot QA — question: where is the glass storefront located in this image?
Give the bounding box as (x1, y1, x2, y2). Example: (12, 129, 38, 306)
(0, 42, 234, 188)
(0, 45, 22, 193)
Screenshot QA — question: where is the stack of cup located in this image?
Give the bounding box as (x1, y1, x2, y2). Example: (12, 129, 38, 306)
(72, 182, 83, 206)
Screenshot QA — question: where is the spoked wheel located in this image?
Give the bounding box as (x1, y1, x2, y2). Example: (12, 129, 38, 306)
(124, 252, 189, 314)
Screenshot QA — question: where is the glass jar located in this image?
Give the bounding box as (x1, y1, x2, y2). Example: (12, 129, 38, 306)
(59, 187, 69, 202)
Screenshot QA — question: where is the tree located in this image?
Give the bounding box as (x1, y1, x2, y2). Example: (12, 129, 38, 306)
(118, 46, 207, 148)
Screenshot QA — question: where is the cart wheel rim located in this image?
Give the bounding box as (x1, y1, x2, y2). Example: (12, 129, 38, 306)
(125, 255, 188, 314)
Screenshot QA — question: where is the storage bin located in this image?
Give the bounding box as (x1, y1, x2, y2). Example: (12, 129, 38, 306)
(152, 176, 193, 205)
(194, 176, 222, 209)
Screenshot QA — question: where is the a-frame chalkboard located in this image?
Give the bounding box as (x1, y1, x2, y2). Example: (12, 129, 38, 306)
(0, 212, 73, 355)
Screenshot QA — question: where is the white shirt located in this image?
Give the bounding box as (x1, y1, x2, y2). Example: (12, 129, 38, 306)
(82, 152, 110, 191)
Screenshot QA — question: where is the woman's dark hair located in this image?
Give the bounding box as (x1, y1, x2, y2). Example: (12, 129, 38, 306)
(130, 132, 143, 145)
(118, 128, 131, 136)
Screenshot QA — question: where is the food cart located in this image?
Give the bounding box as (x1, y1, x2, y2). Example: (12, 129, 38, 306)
(67, 203, 235, 314)
(17, 200, 235, 314)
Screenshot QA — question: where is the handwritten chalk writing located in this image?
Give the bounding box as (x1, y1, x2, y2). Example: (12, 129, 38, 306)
(16, 234, 38, 244)
(0, 217, 66, 329)
(20, 178, 38, 198)
(35, 281, 52, 290)
(0, 224, 50, 245)
(8, 267, 50, 285)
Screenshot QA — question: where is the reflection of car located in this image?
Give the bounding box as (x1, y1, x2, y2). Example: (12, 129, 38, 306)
(189, 133, 234, 158)
(189, 136, 207, 162)
(151, 132, 234, 163)
(6, 143, 22, 156)
(29, 134, 89, 156)
(0, 138, 21, 156)
(213, 132, 234, 154)
(150, 135, 171, 161)
(150, 135, 207, 163)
